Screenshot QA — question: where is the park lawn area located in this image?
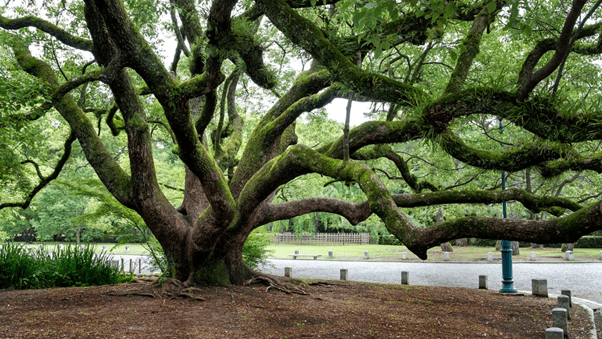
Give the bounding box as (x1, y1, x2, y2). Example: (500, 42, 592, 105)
(267, 243, 602, 261)
(15, 242, 150, 255)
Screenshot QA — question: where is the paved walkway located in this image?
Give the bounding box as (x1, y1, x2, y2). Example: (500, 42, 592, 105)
(259, 259, 602, 306)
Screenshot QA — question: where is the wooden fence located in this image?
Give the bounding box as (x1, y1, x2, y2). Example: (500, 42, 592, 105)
(273, 232, 370, 245)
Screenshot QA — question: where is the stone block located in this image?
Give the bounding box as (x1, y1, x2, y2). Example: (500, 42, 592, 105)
(401, 271, 409, 285)
(530, 252, 536, 261)
(444, 252, 450, 261)
(402, 251, 407, 260)
(552, 308, 568, 338)
(328, 250, 333, 258)
(565, 251, 574, 261)
(560, 290, 572, 307)
(545, 327, 564, 339)
(284, 267, 292, 278)
(125, 245, 130, 252)
(340, 269, 348, 281)
(557, 295, 570, 320)
(479, 275, 487, 289)
(532, 279, 548, 297)
(488, 252, 493, 261)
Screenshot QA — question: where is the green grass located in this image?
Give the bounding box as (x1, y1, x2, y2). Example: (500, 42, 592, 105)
(266, 244, 602, 261)
(13, 242, 602, 262)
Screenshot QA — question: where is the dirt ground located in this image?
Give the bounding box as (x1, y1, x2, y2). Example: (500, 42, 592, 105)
(0, 278, 593, 339)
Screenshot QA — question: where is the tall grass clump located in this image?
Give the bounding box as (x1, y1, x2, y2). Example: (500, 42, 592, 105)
(0, 243, 44, 289)
(0, 242, 131, 290)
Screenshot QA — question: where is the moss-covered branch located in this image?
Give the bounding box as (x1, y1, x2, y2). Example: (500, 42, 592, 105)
(13, 43, 134, 207)
(444, 6, 497, 94)
(517, 0, 587, 100)
(352, 145, 438, 192)
(439, 130, 568, 172)
(259, 0, 427, 105)
(0, 15, 93, 51)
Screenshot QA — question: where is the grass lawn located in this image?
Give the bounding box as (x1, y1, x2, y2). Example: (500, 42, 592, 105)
(13, 241, 601, 261)
(266, 243, 602, 261)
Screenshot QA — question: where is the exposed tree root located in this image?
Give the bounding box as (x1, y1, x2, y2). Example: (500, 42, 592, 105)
(105, 277, 205, 301)
(244, 274, 309, 295)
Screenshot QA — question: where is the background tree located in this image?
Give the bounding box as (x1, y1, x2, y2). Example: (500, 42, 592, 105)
(2, 0, 602, 286)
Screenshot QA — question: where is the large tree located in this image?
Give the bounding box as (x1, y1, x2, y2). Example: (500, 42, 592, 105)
(2, 0, 602, 285)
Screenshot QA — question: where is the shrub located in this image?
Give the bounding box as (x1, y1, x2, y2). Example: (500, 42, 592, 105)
(378, 234, 402, 245)
(574, 236, 602, 248)
(243, 230, 274, 269)
(0, 242, 130, 290)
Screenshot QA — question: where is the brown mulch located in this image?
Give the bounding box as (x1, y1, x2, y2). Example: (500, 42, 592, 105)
(0, 278, 593, 339)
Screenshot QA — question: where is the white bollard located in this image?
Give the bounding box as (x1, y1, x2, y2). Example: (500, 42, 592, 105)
(565, 251, 574, 261)
(443, 252, 450, 261)
(402, 251, 407, 260)
(80, 245, 85, 250)
(364, 251, 369, 259)
(401, 271, 409, 285)
(532, 279, 548, 297)
(530, 252, 536, 261)
(328, 250, 333, 258)
(294, 249, 299, 255)
(125, 245, 130, 253)
(102, 245, 107, 252)
(487, 252, 493, 261)
(545, 327, 564, 339)
(340, 269, 348, 281)
(599, 251, 601, 260)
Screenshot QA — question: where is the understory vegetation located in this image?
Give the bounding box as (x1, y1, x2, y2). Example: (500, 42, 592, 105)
(0, 242, 132, 289)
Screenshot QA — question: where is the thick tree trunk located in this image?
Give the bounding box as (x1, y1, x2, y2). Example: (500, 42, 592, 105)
(436, 209, 453, 252)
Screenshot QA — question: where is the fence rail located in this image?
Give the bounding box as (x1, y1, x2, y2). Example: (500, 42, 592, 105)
(273, 233, 370, 245)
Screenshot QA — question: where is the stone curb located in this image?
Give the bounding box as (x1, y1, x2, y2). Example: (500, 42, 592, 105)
(517, 290, 599, 339)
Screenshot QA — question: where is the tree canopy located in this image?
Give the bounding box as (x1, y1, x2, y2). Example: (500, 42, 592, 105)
(2, 0, 602, 285)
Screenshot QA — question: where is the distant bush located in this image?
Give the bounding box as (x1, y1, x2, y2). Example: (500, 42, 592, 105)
(574, 236, 602, 248)
(378, 234, 402, 246)
(0, 242, 131, 290)
(243, 230, 274, 269)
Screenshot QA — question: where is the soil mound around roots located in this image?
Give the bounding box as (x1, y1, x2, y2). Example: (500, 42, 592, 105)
(0, 278, 593, 338)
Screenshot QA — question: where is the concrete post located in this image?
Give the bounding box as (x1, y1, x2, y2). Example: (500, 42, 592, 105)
(552, 308, 568, 338)
(102, 245, 107, 252)
(364, 251, 369, 259)
(545, 327, 564, 339)
(402, 252, 407, 260)
(340, 269, 348, 281)
(487, 252, 493, 261)
(530, 252, 536, 261)
(599, 250, 602, 260)
(328, 250, 333, 258)
(531, 279, 548, 297)
(129, 258, 133, 273)
(401, 271, 409, 285)
(138, 259, 141, 274)
(284, 267, 292, 278)
(565, 251, 573, 261)
(560, 290, 572, 307)
(479, 275, 488, 289)
(294, 249, 299, 255)
(443, 252, 450, 261)
(125, 245, 129, 253)
(557, 295, 570, 320)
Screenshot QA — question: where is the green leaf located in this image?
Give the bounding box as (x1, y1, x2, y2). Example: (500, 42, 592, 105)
(486, 1, 497, 13)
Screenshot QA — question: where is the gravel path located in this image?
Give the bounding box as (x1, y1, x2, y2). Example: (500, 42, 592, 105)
(259, 259, 602, 305)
